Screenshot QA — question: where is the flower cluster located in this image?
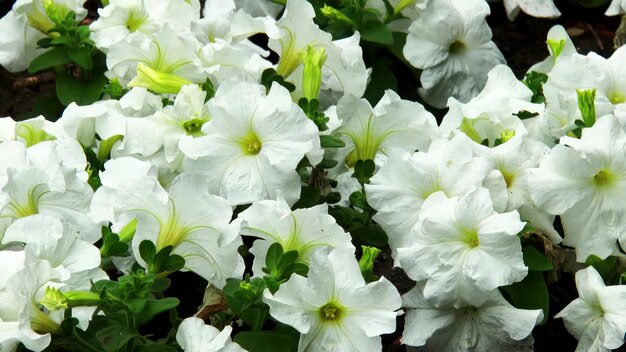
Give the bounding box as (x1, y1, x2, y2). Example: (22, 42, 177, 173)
(0, 0, 625, 352)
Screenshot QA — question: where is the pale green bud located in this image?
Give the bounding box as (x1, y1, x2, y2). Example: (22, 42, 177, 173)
(499, 129, 516, 144)
(39, 286, 69, 311)
(42, 0, 71, 25)
(546, 39, 565, 61)
(128, 63, 191, 95)
(300, 46, 327, 100)
(576, 88, 596, 127)
(320, 5, 357, 27)
(358, 246, 381, 274)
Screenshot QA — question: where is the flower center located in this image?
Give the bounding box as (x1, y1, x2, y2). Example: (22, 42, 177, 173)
(126, 10, 148, 32)
(182, 118, 207, 137)
(461, 228, 480, 248)
(239, 132, 262, 156)
(609, 91, 626, 105)
(593, 169, 615, 188)
(449, 40, 466, 54)
(318, 302, 343, 322)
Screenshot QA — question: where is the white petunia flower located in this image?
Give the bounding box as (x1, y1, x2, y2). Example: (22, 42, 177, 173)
(402, 283, 542, 351)
(365, 134, 498, 254)
(606, 0, 626, 15)
(180, 80, 322, 206)
(237, 198, 354, 276)
(502, 0, 561, 21)
(439, 64, 543, 146)
(106, 26, 206, 92)
(556, 266, 626, 352)
(0, 139, 100, 243)
(397, 189, 527, 307)
(0, 260, 63, 352)
(108, 172, 244, 288)
(267, 0, 368, 103)
(403, 0, 505, 108)
(263, 248, 402, 352)
(484, 134, 560, 242)
(333, 90, 438, 168)
(529, 115, 626, 261)
(176, 317, 245, 352)
(0, 0, 87, 72)
(90, 0, 199, 50)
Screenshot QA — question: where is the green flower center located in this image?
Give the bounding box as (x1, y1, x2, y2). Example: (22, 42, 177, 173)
(593, 169, 615, 188)
(239, 132, 262, 156)
(318, 302, 344, 322)
(461, 228, 480, 248)
(609, 91, 626, 105)
(126, 10, 147, 32)
(449, 40, 466, 54)
(182, 118, 208, 137)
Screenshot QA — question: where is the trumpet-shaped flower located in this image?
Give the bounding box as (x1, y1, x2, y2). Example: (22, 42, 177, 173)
(502, 0, 561, 21)
(180, 80, 322, 206)
(263, 248, 402, 352)
(0, 139, 99, 243)
(529, 115, 626, 261)
(333, 91, 437, 168)
(439, 65, 543, 146)
(176, 317, 245, 352)
(556, 266, 626, 352)
(109, 172, 244, 288)
(0, 0, 86, 72)
(397, 189, 527, 307)
(267, 0, 368, 102)
(106, 26, 206, 90)
(149, 84, 211, 163)
(0, 260, 62, 352)
(403, 0, 505, 108)
(402, 283, 542, 351)
(237, 198, 354, 276)
(365, 135, 497, 254)
(90, 0, 198, 50)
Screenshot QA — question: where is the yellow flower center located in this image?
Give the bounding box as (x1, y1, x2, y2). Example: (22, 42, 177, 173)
(239, 132, 262, 156)
(318, 302, 344, 322)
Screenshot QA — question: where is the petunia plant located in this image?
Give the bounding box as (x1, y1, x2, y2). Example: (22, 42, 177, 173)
(1, 0, 626, 351)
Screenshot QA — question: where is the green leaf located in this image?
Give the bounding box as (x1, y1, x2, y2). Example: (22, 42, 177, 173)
(264, 243, 284, 275)
(162, 254, 185, 272)
(352, 159, 376, 184)
(28, 47, 70, 74)
(522, 71, 548, 104)
(364, 59, 397, 105)
(360, 20, 393, 45)
(292, 186, 321, 209)
(585, 255, 617, 281)
(522, 246, 553, 271)
(139, 240, 156, 263)
(56, 69, 107, 106)
(320, 135, 346, 148)
(68, 46, 93, 70)
(136, 297, 180, 325)
(317, 158, 338, 169)
(352, 223, 388, 248)
(234, 331, 298, 352)
(501, 271, 549, 324)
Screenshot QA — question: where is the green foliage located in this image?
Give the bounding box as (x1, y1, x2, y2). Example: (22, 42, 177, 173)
(261, 68, 296, 93)
(522, 246, 553, 272)
(522, 71, 548, 104)
(138, 241, 186, 274)
(585, 255, 618, 282)
(501, 271, 549, 324)
(298, 98, 330, 131)
(28, 11, 108, 107)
